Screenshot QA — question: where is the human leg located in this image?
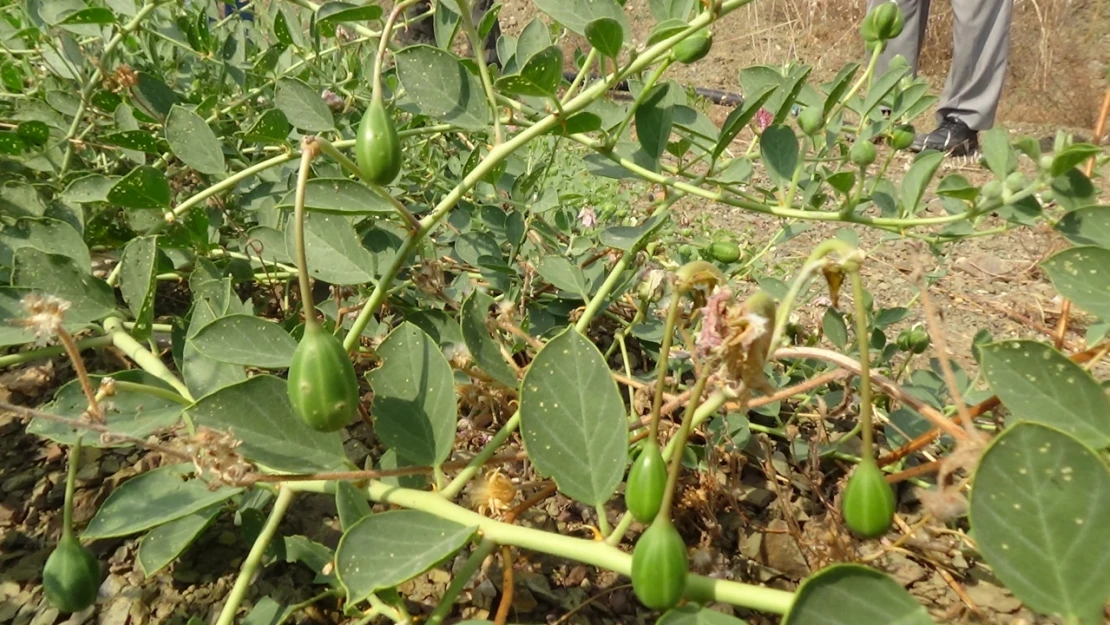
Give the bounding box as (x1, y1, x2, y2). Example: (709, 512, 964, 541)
(910, 0, 1014, 154)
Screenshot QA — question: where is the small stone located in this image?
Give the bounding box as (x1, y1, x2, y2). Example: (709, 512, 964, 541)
(512, 586, 537, 613)
(98, 598, 132, 625)
(887, 553, 928, 586)
(100, 456, 121, 475)
(966, 581, 1022, 613)
(759, 519, 810, 579)
(76, 461, 99, 482)
(471, 578, 496, 609)
(427, 568, 451, 585)
(741, 487, 776, 508)
(29, 607, 59, 625)
(3, 473, 37, 491)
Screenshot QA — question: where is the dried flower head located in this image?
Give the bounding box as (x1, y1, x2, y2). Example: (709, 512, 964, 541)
(17, 294, 71, 346)
(695, 288, 777, 391)
(578, 206, 597, 228)
(468, 469, 517, 517)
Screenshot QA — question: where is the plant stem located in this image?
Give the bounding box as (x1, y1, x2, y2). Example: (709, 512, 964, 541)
(216, 486, 295, 625)
(59, 2, 158, 176)
(315, 137, 420, 230)
(112, 380, 193, 405)
(102, 317, 194, 401)
(0, 335, 113, 369)
(561, 48, 598, 106)
(62, 436, 82, 539)
(824, 44, 883, 129)
(427, 539, 498, 625)
(768, 238, 856, 357)
(293, 138, 320, 330)
(610, 59, 673, 146)
(849, 267, 876, 457)
(288, 479, 796, 615)
(456, 0, 502, 144)
(658, 369, 711, 521)
(649, 286, 683, 442)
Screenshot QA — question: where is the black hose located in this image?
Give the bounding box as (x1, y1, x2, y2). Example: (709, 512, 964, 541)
(560, 71, 744, 108)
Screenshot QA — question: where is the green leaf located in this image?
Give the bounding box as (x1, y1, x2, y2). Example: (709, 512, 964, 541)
(0, 182, 47, 218)
(519, 327, 628, 506)
(598, 212, 667, 252)
(585, 17, 623, 59)
(29, 370, 185, 446)
(935, 174, 979, 201)
(0, 132, 24, 155)
(1054, 205, 1110, 248)
(118, 235, 159, 340)
(275, 77, 335, 132)
(533, 0, 629, 44)
(899, 151, 944, 216)
(366, 322, 458, 466)
(635, 82, 675, 161)
(11, 248, 116, 323)
(108, 165, 172, 209)
(59, 7, 116, 25)
(860, 65, 908, 118)
(335, 481, 372, 531)
(980, 126, 1017, 177)
(970, 422, 1110, 623)
(243, 109, 290, 143)
(102, 130, 168, 154)
(460, 290, 518, 388)
(759, 125, 798, 190)
(434, 0, 460, 49)
(658, 604, 750, 625)
(1051, 144, 1102, 178)
(166, 105, 225, 174)
(649, 0, 696, 21)
(534, 256, 590, 298)
(190, 314, 298, 369)
(17, 120, 49, 146)
(132, 72, 179, 122)
(496, 45, 563, 97)
(316, 2, 383, 34)
(273, 9, 295, 46)
(1041, 246, 1110, 322)
(336, 510, 478, 604)
(83, 463, 242, 540)
(978, 340, 1110, 448)
(395, 45, 491, 131)
(284, 212, 376, 285)
(822, 308, 847, 349)
(61, 174, 118, 204)
(138, 503, 222, 577)
(187, 375, 349, 474)
(821, 63, 859, 118)
(0, 217, 89, 271)
(782, 563, 934, 625)
(275, 178, 393, 215)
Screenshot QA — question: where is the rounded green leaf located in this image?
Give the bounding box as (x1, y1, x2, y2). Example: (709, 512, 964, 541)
(782, 563, 934, 625)
(336, 510, 478, 604)
(275, 178, 393, 215)
(978, 340, 1110, 448)
(1054, 205, 1110, 248)
(585, 17, 623, 59)
(520, 327, 628, 506)
(460, 290, 518, 389)
(119, 235, 158, 340)
(190, 313, 299, 368)
(108, 165, 172, 209)
(137, 504, 222, 577)
(394, 46, 491, 131)
(970, 422, 1110, 622)
(166, 105, 225, 174)
(759, 125, 799, 190)
(83, 463, 242, 540)
(1041, 246, 1110, 322)
(366, 322, 458, 466)
(283, 212, 376, 285)
(275, 77, 335, 132)
(12, 248, 116, 323)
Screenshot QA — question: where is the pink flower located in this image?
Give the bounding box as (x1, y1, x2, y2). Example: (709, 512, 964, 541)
(695, 287, 732, 358)
(754, 108, 773, 132)
(578, 206, 597, 228)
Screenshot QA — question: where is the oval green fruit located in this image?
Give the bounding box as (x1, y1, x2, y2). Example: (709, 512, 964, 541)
(707, 241, 742, 264)
(287, 322, 361, 433)
(908, 328, 930, 354)
(869, 1, 905, 41)
(631, 518, 688, 610)
(889, 124, 915, 150)
(797, 107, 824, 136)
(841, 458, 896, 538)
(673, 30, 712, 64)
(895, 329, 913, 352)
(625, 442, 667, 523)
(849, 140, 877, 167)
(981, 179, 1003, 199)
(355, 93, 403, 186)
(43, 535, 101, 613)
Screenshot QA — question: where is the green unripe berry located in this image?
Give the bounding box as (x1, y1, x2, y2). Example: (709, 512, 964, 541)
(849, 140, 877, 167)
(673, 30, 713, 64)
(707, 240, 742, 264)
(981, 180, 1003, 199)
(841, 458, 896, 538)
(889, 124, 915, 150)
(625, 442, 667, 523)
(1004, 171, 1025, 192)
(797, 107, 824, 136)
(287, 322, 361, 433)
(43, 535, 101, 613)
(630, 518, 688, 610)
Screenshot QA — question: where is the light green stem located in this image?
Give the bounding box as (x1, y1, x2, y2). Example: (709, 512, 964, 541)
(315, 137, 420, 230)
(659, 370, 711, 522)
(216, 487, 296, 625)
(427, 539, 498, 625)
(293, 140, 320, 331)
(824, 43, 883, 128)
(102, 317, 194, 402)
(288, 479, 796, 615)
(62, 436, 82, 539)
(0, 335, 113, 369)
(648, 286, 684, 442)
(849, 267, 876, 457)
(112, 380, 192, 405)
(768, 239, 856, 358)
(456, 0, 502, 144)
(561, 48, 598, 106)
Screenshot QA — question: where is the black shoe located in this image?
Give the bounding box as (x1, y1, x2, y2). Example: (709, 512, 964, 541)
(910, 116, 979, 156)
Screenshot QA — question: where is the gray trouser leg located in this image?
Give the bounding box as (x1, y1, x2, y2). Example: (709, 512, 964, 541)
(864, 0, 1013, 131)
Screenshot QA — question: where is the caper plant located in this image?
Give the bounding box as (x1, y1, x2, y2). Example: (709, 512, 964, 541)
(1, 1, 1109, 624)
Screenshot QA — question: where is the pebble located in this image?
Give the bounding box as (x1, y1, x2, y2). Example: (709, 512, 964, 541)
(100, 456, 121, 475)
(759, 519, 810, 579)
(4, 473, 37, 491)
(29, 607, 59, 625)
(966, 581, 1022, 614)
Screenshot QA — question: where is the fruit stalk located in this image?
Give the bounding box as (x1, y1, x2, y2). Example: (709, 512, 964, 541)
(658, 369, 712, 521)
(62, 436, 81, 539)
(294, 137, 320, 330)
(648, 285, 684, 443)
(849, 267, 875, 457)
(215, 486, 296, 625)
